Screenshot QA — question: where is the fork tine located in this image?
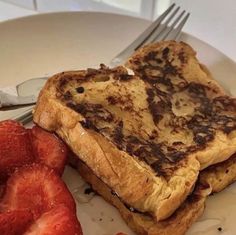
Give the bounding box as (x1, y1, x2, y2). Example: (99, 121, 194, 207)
(165, 12, 190, 41)
(13, 108, 33, 125)
(110, 3, 176, 66)
(145, 6, 180, 44)
(157, 10, 187, 41)
(162, 6, 181, 25)
(12, 4, 190, 125)
(127, 3, 176, 48)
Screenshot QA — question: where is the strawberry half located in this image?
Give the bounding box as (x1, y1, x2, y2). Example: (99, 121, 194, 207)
(0, 120, 34, 181)
(24, 205, 83, 235)
(0, 164, 76, 219)
(0, 210, 33, 235)
(0, 120, 26, 134)
(29, 126, 68, 175)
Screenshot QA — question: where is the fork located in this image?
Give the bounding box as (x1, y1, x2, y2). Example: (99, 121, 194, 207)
(13, 3, 190, 124)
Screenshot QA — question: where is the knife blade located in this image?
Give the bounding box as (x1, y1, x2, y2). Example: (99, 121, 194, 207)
(0, 77, 47, 110)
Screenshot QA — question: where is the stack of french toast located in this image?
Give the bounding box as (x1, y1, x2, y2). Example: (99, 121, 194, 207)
(33, 41, 236, 235)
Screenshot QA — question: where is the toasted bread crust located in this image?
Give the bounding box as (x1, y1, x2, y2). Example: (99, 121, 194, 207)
(126, 41, 225, 94)
(33, 41, 236, 221)
(76, 159, 206, 235)
(199, 153, 236, 192)
(126, 41, 236, 169)
(71, 153, 236, 235)
(34, 73, 199, 220)
(33, 77, 199, 221)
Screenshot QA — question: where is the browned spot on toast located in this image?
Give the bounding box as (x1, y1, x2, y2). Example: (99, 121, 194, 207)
(55, 47, 236, 177)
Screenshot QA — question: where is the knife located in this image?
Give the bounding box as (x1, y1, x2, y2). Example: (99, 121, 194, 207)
(0, 77, 48, 124)
(0, 77, 47, 109)
(0, 3, 189, 123)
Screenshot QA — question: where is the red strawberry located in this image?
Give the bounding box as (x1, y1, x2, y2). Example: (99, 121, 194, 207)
(0, 120, 34, 181)
(29, 126, 68, 175)
(0, 120, 25, 133)
(0, 184, 5, 199)
(24, 205, 83, 235)
(0, 164, 76, 219)
(0, 210, 33, 235)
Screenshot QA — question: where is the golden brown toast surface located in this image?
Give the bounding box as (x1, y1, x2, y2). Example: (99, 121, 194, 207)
(72, 153, 236, 235)
(33, 41, 236, 221)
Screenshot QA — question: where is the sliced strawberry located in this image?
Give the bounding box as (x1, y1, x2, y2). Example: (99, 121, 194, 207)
(0, 210, 33, 235)
(0, 184, 5, 199)
(24, 205, 83, 235)
(0, 120, 34, 181)
(0, 120, 25, 133)
(29, 126, 68, 175)
(0, 164, 76, 219)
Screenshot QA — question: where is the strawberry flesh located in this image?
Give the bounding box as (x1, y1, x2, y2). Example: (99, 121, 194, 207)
(0, 164, 76, 219)
(0, 120, 34, 181)
(29, 126, 68, 175)
(24, 205, 83, 235)
(0, 121, 82, 234)
(0, 210, 33, 235)
(0, 120, 25, 133)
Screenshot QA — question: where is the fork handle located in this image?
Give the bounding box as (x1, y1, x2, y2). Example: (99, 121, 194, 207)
(13, 107, 33, 124)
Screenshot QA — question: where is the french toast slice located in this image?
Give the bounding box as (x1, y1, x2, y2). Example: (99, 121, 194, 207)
(71, 153, 236, 235)
(33, 41, 236, 221)
(126, 41, 236, 169)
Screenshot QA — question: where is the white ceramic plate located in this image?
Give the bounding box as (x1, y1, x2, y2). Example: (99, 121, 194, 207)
(0, 12, 236, 235)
